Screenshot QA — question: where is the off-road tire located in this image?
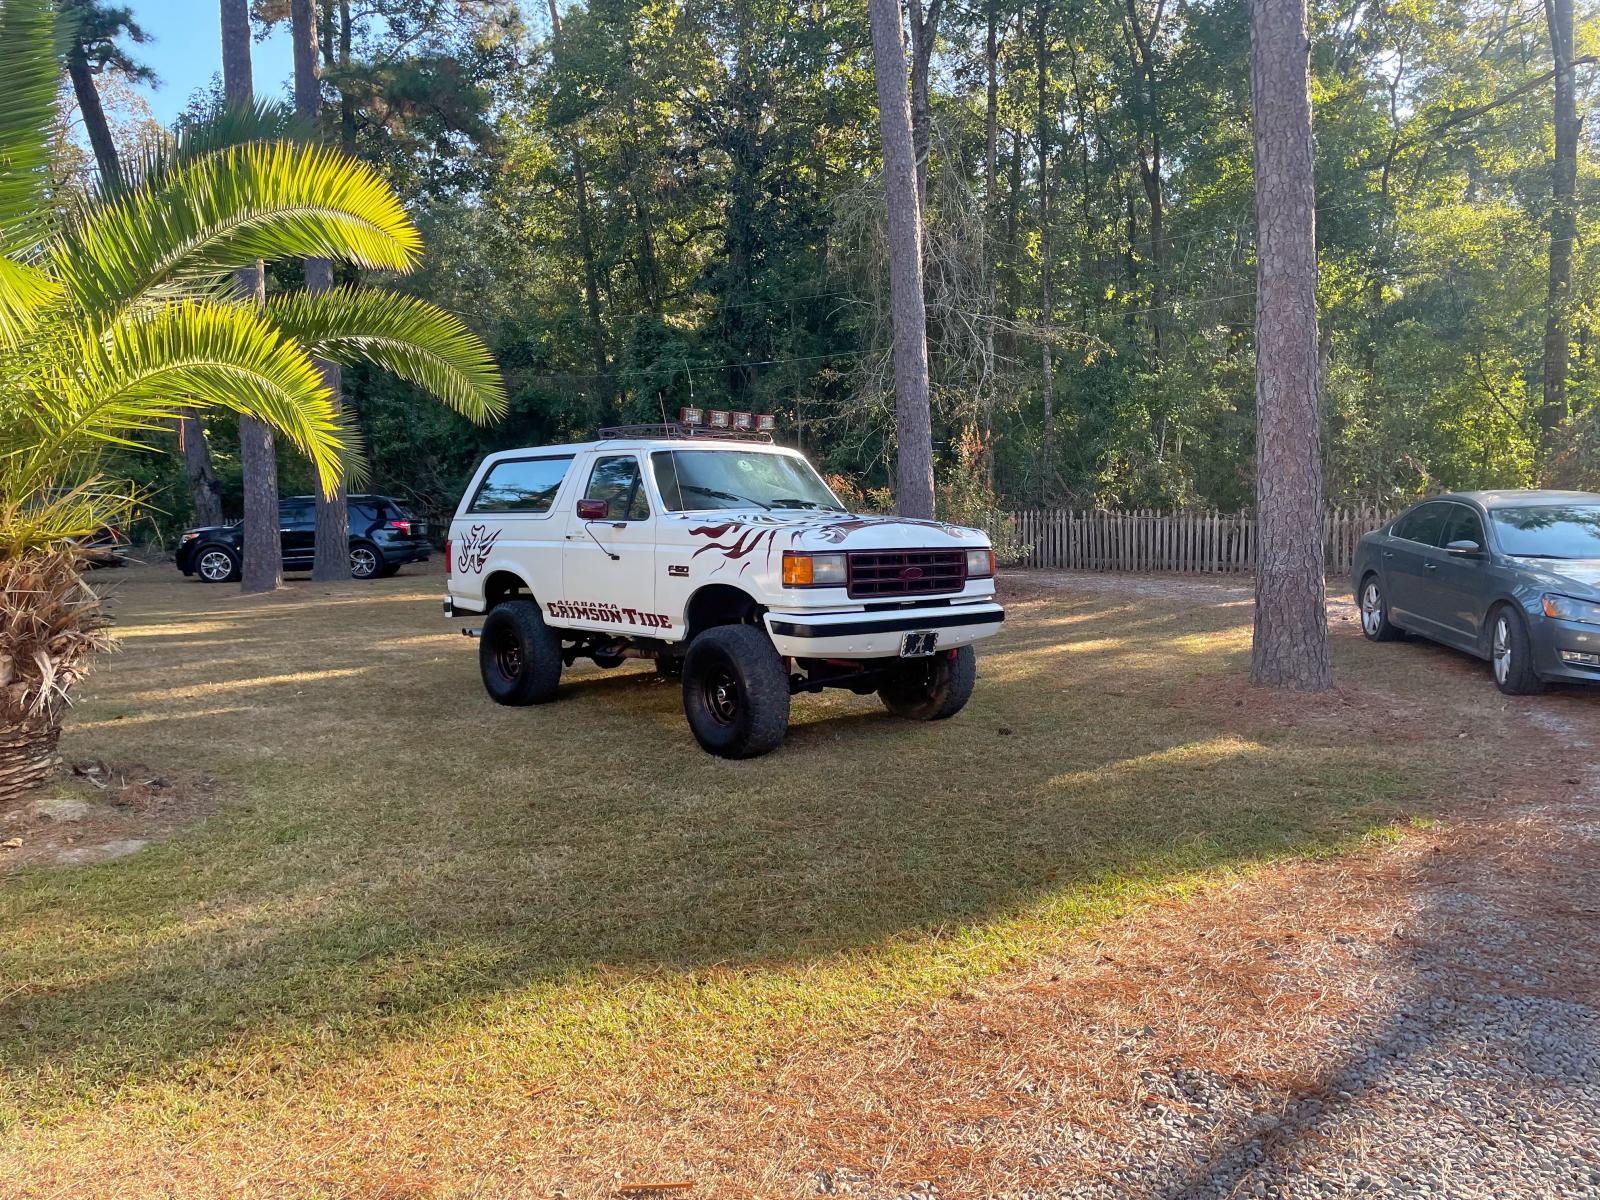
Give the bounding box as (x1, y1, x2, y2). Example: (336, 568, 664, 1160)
(480, 599, 562, 705)
(195, 544, 240, 583)
(1357, 573, 1403, 642)
(879, 645, 977, 721)
(682, 625, 790, 758)
(1489, 604, 1546, 696)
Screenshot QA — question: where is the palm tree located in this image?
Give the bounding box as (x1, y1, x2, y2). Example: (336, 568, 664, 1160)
(0, 0, 506, 798)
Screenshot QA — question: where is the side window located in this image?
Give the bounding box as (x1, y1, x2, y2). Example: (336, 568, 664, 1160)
(651, 451, 683, 512)
(279, 500, 314, 530)
(1394, 504, 1449, 547)
(1443, 504, 1486, 548)
(469, 456, 574, 514)
(584, 455, 650, 521)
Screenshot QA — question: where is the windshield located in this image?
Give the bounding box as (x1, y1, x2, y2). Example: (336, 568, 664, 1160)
(651, 449, 844, 513)
(1489, 504, 1600, 559)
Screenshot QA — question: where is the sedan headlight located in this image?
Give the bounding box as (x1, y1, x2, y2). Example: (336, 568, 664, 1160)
(1543, 594, 1600, 625)
(782, 551, 847, 587)
(966, 547, 996, 578)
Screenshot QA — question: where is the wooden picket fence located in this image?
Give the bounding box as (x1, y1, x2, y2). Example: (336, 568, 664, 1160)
(1009, 506, 1396, 576)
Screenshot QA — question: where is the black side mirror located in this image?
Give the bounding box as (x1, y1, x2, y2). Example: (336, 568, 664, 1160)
(1445, 539, 1483, 557)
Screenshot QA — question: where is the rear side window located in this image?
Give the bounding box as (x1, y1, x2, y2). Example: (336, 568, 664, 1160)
(1393, 503, 1450, 547)
(469, 456, 573, 514)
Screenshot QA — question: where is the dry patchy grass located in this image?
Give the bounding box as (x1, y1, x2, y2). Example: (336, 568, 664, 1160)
(1, 562, 1590, 1197)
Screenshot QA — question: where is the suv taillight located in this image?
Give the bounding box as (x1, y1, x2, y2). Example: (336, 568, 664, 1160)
(387, 519, 412, 536)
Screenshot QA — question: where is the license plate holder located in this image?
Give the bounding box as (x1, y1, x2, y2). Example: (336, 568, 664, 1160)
(900, 630, 939, 658)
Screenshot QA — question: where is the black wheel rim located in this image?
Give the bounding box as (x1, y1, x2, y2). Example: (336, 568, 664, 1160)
(702, 663, 741, 726)
(491, 628, 523, 680)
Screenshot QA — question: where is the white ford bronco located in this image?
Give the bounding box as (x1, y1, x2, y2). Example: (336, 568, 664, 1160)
(444, 425, 1006, 757)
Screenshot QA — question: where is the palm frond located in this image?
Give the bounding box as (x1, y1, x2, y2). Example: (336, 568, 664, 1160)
(0, 0, 60, 241)
(0, 254, 59, 346)
(7, 301, 346, 501)
(266, 286, 507, 424)
(110, 98, 314, 198)
(52, 141, 424, 326)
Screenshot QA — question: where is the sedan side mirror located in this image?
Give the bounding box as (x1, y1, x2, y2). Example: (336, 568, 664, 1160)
(576, 498, 610, 520)
(1445, 539, 1483, 557)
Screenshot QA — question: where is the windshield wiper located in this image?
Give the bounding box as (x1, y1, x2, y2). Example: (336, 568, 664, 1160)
(1510, 553, 1580, 560)
(679, 483, 770, 510)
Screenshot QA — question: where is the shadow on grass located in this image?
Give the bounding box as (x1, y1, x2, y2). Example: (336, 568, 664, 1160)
(0, 575, 1456, 1116)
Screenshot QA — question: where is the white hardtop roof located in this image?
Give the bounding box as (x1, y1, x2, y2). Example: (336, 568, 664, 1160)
(484, 437, 805, 461)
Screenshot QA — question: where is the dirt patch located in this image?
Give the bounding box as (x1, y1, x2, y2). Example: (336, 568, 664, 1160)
(0, 761, 220, 872)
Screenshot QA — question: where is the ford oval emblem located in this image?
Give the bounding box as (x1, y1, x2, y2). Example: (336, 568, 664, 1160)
(900, 566, 924, 581)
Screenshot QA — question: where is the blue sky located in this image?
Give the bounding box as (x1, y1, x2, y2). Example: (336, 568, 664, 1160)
(125, 1, 296, 124)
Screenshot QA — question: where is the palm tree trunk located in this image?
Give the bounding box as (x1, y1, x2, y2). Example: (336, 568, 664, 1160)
(0, 719, 62, 803)
(1248, 0, 1331, 690)
(221, 0, 281, 593)
(293, 0, 350, 583)
(867, 0, 936, 521)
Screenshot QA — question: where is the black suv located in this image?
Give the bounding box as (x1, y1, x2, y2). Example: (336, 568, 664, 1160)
(175, 495, 432, 582)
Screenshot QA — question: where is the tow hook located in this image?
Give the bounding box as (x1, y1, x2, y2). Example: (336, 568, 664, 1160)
(462, 626, 482, 639)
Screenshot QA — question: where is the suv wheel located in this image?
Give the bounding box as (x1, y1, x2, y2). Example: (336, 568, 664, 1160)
(1490, 605, 1546, 696)
(879, 645, 977, 720)
(350, 542, 384, 580)
(682, 625, 790, 758)
(196, 545, 240, 583)
(479, 600, 563, 705)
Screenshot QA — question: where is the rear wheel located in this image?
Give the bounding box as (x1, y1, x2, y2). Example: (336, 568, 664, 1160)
(879, 645, 977, 721)
(1358, 574, 1402, 641)
(195, 545, 240, 583)
(1490, 605, 1545, 696)
(682, 625, 790, 758)
(479, 600, 562, 705)
(349, 541, 383, 580)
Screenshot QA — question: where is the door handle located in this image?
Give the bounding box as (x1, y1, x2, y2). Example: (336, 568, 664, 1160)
(1382, 551, 1394, 559)
(1425, 562, 1437, 571)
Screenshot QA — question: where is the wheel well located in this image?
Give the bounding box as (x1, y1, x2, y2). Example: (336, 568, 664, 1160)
(484, 570, 533, 609)
(685, 584, 761, 640)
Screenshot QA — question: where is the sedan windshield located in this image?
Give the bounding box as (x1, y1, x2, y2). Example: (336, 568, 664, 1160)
(652, 449, 844, 513)
(1489, 504, 1600, 559)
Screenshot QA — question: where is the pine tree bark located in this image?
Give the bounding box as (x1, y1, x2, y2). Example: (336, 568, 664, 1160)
(179, 411, 224, 526)
(907, 0, 944, 215)
(293, 0, 351, 583)
(1248, 0, 1331, 691)
(65, 45, 120, 183)
(868, 0, 936, 520)
(1541, 0, 1579, 438)
(222, 0, 281, 593)
(1036, 1, 1055, 500)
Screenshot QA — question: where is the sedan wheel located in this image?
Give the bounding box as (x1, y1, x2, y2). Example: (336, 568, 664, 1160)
(1490, 606, 1546, 696)
(1492, 615, 1511, 685)
(1357, 575, 1401, 641)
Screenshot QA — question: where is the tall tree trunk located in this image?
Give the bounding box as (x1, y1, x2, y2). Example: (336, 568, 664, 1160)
(868, 0, 936, 520)
(338, 0, 356, 154)
(222, 0, 281, 594)
(984, 0, 999, 204)
(1036, 1, 1054, 500)
(546, 0, 608, 381)
(1125, 0, 1167, 359)
(1542, 0, 1579, 438)
(179, 411, 224, 526)
(294, 0, 351, 584)
(64, 46, 120, 184)
(1248, 0, 1330, 691)
(907, 0, 944, 214)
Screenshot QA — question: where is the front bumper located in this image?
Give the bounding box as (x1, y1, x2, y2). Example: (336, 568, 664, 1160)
(1533, 614, 1600, 684)
(765, 601, 1005, 659)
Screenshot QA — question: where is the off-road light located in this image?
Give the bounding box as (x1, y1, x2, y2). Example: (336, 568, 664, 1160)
(783, 551, 846, 587)
(1543, 594, 1600, 625)
(966, 547, 996, 578)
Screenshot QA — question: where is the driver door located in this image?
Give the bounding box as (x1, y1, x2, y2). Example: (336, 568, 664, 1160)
(559, 453, 660, 634)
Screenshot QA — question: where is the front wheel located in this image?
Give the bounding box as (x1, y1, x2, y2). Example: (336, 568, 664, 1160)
(682, 625, 791, 758)
(1490, 606, 1546, 696)
(479, 600, 563, 705)
(879, 645, 977, 721)
(195, 545, 240, 583)
(1358, 574, 1403, 642)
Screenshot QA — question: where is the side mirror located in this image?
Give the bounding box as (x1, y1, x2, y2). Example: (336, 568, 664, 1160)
(576, 498, 610, 520)
(1445, 539, 1483, 557)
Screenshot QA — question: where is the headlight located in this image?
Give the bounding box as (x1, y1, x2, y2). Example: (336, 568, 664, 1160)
(1542, 594, 1600, 625)
(782, 551, 846, 587)
(966, 547, 996, 578)
(179, 532, 200, 543)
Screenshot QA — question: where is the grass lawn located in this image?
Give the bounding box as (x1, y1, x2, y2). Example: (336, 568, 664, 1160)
(0, 562, 1554, 1196)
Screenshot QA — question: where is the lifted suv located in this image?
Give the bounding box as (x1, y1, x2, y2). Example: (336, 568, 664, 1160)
(445, 427, 1005, 757)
